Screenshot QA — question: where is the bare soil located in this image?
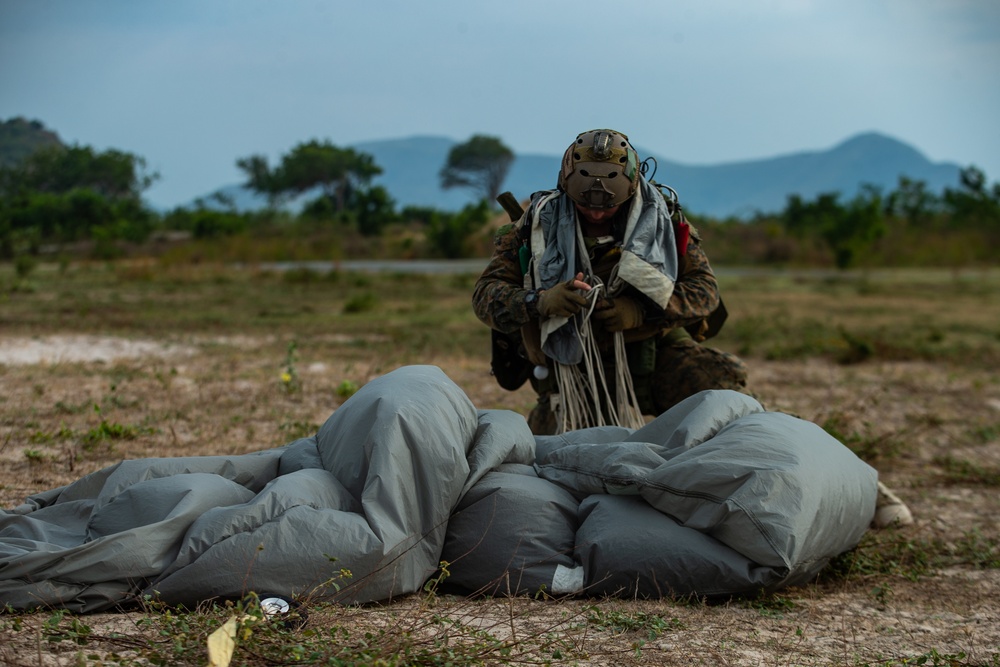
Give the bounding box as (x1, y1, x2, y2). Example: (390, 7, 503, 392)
(1, 334, 999, 666)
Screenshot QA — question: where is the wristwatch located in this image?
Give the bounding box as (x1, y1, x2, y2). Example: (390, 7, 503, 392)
(523, 289, 540, 318)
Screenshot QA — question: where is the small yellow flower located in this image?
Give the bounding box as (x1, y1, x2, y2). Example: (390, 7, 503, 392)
(280, 372, 293, 384)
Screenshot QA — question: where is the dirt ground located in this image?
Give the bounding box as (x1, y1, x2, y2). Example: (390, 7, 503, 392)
(1, 334, 999, 666)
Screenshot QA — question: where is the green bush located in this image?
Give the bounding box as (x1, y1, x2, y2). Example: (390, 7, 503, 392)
(427, 200, 489, 259)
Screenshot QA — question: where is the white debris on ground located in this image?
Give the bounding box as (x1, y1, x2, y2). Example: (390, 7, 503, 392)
(0, 335, 195, 365)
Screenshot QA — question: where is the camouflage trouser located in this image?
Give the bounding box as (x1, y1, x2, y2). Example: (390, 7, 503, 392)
(526, 331, 749, 436)
(646, 336, 748, 414)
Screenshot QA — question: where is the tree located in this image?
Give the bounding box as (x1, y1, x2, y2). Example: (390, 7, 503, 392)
(439, 135, 514, 205)
(427, 200, 490, 258)
(885, 176, 940, 227)
(942, 165, 1000, 228)
(237, 140, 382, 211)
(351, 185, 397, 237)
(781, 186, 886, 269)
(1, 144, 157, 201)
(0, 143, 158, 257)
(235, 154, 278, 206)
(830, 185, 887, 269)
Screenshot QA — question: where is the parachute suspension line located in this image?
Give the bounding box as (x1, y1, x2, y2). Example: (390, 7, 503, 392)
(612, 332, 645, 430)
(551, 281, 645, 433)
(553, 284, 607, 433)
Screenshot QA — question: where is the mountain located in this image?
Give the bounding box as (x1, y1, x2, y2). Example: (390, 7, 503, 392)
(646, 133, 962, 218)
(196, 132, 963, 219)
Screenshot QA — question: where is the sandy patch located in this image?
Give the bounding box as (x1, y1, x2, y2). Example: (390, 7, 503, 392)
(0, 334, 195, 365)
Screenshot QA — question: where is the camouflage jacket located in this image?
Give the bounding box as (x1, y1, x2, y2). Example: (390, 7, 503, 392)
(472, 207, 722, 339)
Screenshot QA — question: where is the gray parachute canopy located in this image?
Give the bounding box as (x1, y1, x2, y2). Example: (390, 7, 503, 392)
(0, 365, 876, 612)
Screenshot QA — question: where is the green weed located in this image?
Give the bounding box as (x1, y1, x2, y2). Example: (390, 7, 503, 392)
(82, 420, 144, 449)
(28, 426, 74, 445)
(584, 606, 684, 658)
(824, 534, 929, 583)
(32, 588, 577, 666)
(279, 420, 318, 440)
(14, 254, 37, 279)
(28, 430, 53, 445)
(23, 449, 46, 463)
(343, 292, 378, 314)
(950, 529, 1000, 569)
(821, 415, 907, 463)
(42, 609, 93, 645)
(969, 423, 1000, 444)
(422, 560, 451, 598)
(868, 581, 894, 606)
(823, 530, 1000, 584)
(741, 593, 797, 618)
(335, 379, 359, 399)
(154, 367, 178, 389)
(933, 455, 1000, 486)
(279, 341, 301, 395)
(585, 605, 685, 639)
(55, 400, 90, 415)
(837, 327, 875, 364)
(81, 404, 153, 451)
(347, 273, 372, 288)
(887, 648, 971, 666)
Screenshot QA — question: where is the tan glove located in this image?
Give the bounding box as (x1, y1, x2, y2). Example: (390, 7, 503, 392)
(537, 280, 589, 318)
(593, 296, 644, 332)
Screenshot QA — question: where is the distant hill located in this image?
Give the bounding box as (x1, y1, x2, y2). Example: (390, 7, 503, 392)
(648, 133, 963, 218)
(196, 132, 964, 219)
(0, 117, 63, 168)
(0, 118, 963, 218)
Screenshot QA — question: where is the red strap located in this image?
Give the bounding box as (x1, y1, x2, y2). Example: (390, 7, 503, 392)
(675, 220, 690, 257)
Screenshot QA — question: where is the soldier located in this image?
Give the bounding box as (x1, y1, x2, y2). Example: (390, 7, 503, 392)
(473, 128, 748, 435)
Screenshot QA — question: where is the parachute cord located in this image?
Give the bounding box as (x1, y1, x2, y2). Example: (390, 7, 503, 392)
(612, 332, 645, 429)
(553, 285, 605, 433)
(551, 282, 645, 433)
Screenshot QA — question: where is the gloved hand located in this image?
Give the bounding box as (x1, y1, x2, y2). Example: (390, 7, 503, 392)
(537, 278, 589, 319)
(593, 296, 644, 332)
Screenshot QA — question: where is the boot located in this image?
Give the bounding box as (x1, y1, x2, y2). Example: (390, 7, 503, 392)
(871, 481, 914, 529)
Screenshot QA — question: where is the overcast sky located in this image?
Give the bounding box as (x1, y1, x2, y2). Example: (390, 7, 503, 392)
(2, 0, 998, 209)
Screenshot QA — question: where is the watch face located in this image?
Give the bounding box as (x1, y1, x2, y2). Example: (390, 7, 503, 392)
(525, 291, 537, 304)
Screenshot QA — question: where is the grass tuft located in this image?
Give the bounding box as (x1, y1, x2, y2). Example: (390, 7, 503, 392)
(933, 455, 1000, 487)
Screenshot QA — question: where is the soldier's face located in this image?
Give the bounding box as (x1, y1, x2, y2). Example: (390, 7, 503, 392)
(574, 203, 621, 225)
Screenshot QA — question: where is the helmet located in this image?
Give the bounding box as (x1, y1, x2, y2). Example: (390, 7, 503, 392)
(558, 129, 640, 209)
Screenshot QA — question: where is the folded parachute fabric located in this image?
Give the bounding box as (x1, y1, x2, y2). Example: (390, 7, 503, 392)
(0, 365, 877, 612)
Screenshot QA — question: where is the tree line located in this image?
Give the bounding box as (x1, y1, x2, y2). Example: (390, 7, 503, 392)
(702, 167, 1000, 268)
(0, 117, 996, 269)
(0, 122, 511, 263)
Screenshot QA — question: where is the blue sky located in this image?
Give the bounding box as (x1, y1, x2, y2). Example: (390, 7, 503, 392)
(1, 0, 998, 209)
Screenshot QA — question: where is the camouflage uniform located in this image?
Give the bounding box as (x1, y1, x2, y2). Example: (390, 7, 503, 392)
(472, 199, 748, 435)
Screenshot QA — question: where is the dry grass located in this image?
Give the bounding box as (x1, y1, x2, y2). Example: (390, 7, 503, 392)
(1, 262, 999, 666)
